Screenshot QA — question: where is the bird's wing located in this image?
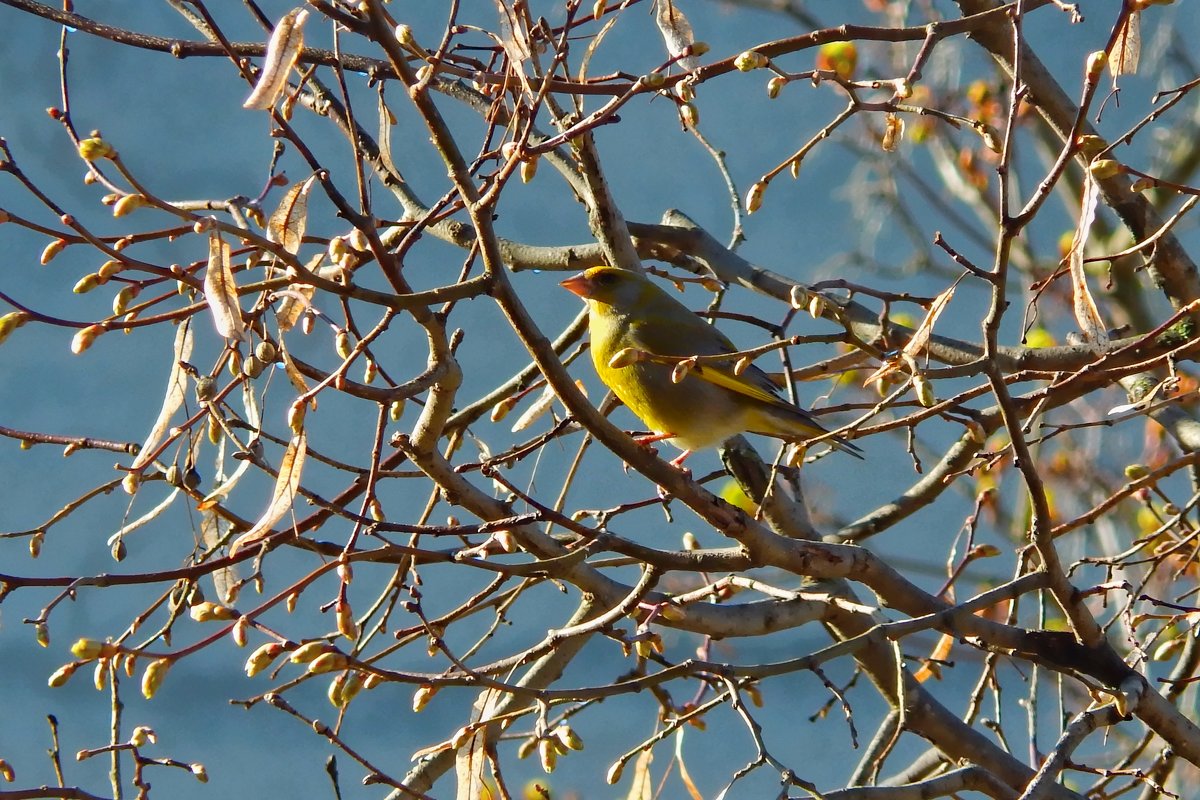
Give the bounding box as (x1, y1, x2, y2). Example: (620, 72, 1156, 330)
(626, 315, 800, 411)
(691, 361, 805, 414)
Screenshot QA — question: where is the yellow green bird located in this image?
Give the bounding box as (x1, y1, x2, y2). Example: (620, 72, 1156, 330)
(561, 266, 862, 463)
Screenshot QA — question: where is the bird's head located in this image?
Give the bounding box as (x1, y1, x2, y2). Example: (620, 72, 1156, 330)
(560, 266, 659, 311)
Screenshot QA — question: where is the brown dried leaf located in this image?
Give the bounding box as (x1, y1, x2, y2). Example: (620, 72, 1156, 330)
(902, 285, 956, 359)
(861, 285, 954, 387)
(267, 175, 316, 256)
(201, 510, 239, 603)
(494, 0, 536, 98)
(914, 633, 954, 683)
(1110, 11, 1140, 78)
(625, 747, 654, 800)
(454, 688, 502, 800)
(656, 0, 697, 70)
(281, 353, 311, 403)
(510, 384, 556, 433)
(229, 430, 308, 555)
(274, 260, 319, 331)
(1065, 175, 1109, 344)
(673, 730, 703, 800)
(377, 88, 402, 182)
(204, 230, 246, 341)
(243, 8, 309, 110)
(131, 322, 194, 470)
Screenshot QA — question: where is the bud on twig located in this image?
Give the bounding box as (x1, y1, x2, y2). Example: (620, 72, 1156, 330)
(734, 50, 768, 71)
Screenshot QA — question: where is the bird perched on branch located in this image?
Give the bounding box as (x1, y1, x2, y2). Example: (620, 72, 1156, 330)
(561, 265, 862, 465)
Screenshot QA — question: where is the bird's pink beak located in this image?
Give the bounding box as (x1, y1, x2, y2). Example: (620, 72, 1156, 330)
(560, 272, 592, 298)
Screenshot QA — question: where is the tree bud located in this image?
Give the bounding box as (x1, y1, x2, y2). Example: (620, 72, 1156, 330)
(48, 662, 78, 688)
(680, 102, 699, 128)
(71, 324, 104, 355)
(244, 642, 285, 677)
(141, 658, 171, 699)
(734, 50, 768, 71)
(289, 641, 334, 663)
(77, 137, 115, 161)
(41, 238, 67, 265)
(73, 274, 101, 294)
(745, 180, 766, 213)
(308, 651, 348, 675)
(112, 194, 147, 218)
(1088, 159, 1122, 180)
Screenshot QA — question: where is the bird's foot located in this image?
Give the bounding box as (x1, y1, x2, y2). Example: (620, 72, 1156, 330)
(668, 450, 693, 473)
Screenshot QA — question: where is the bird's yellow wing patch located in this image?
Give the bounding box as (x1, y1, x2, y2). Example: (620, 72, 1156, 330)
(691, 363, 791, 409)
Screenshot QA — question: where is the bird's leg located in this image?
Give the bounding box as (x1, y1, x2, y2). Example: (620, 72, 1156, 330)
(668, 450, 693, 470)
(653, 450, 694, 502)
(633, 431, 675, 451)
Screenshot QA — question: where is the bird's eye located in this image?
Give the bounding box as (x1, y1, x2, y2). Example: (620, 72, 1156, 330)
(594, 271, 617, 286)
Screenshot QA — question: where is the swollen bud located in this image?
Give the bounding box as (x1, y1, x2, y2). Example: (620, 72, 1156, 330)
(808, 294, 826, 319)
(70, 638, 113, 660)
(244, 642, 285, 677)
(112, 195, 148, 218)
(189, 601, 236, 622)
(77, 137, 115, 161)
(1086, 50, 1108, 79)
(412, 684, 438, 712)
(608, 347, 642, 369)
(41, 238, 68, 265)
(141, 658, 171, 699)
(0, 311, 30, 345)
(1088, 159, 1122, 180)
(538, 738, 558, 773)
(745, 180, 766, 213)
(307, 651, 349, 675)
(336, 599, 359, 640)
(789, 284, 808, 310)
(73, 274, 101, 294)
(71, 325, 105, 355)
(289, 641, 335, 663)
(553, 725, 584, 751)
(680, 102, 699, 128)
(881, 113, 904, 152)
(734, 50, 768, 72)
(129, 726, 156, 747)
(48, 662, 78, 688)
(913, 374, 935, 408)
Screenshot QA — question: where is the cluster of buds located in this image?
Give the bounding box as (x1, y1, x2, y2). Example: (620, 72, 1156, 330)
(189, 601, 237, 622)
(499, 141, 540, 183)
(517, 725, 584, 774)
(327, 670, 364, 708)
